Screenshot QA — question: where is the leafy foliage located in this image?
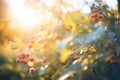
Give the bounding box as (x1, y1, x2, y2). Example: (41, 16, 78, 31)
(1, 0, 120, 80)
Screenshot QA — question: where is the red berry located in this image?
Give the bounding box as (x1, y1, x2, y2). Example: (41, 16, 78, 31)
(98, 14, 103, 19)
(16, 58, 20, 63)
(29, 68, 35, 75)
(104, 43, 114, 49)
(42, 59, 46, 63)
(40, 57, 47, 64)
(29, 57, 34, 62)
(110, 59, 117, 64)
(23, 60, 28, 64)
(98, 11, 103, 14)
(47, 31, 51, 35)
(110, 55, 116, 59)
(91, 15, 95, 19)
(92, 18, 98, 22)
(92, 13, 98, 18)
(70, 51, 76, 57)
(19, 59, 25, 63)
(18, 55, 23, 59)
(31, 41, 34, 44)
(18, 53, 25, 59)
(29, 40, 34, 44)
(28, 43, 32, 48)
(25, 53, 30, 57)
(92, 10, 97, 13)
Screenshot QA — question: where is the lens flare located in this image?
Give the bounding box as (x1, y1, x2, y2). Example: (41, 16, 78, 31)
(8, 0, 39, 27)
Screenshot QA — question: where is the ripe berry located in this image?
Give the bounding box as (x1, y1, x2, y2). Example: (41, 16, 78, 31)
(98, 14, 103, 19)
(110, 59, 117, 64)
(29, 68, 35, 75)
(91, 15, 95, 19)
(47, 31, 51, 35)
(104, 43, 114, 49)
(25, 53, 30, 57)
(30, 40, 34, 44)
(23, 60, 28, 65)
(91, 9, 103, 22)
(92, 10, 97, 13)
(92, 13, 98, 18)
(70, 51, 76, 57)
(19, 59, 25, 63)
(29, 57, 34, 62)
(98, 11, 103, 14)
(111, 54, 117, 58)
(40, 57, 47, 64)
(16, 58, 20, 63)
(28, 43, 32, 48)
(18, 53, 25, 59)
(41, 59, 46, 63)
(92, 18, 98, 22)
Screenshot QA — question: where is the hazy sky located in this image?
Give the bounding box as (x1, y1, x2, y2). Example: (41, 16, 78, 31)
(64, 0, 117, 14)
(7, 0, 118, 29)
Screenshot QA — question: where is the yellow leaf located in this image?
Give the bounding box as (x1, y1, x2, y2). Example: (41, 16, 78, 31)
(13, 37, 24, 48)
(87, 29, 92, 33)
(39, 77, 45, 80)
(84, 26, 88, 29)
(32, 43, 40, 51)
(81, 16, 91, 25)
(10, 42, 18, 50)
(6, 64, 13, 70)
(83, 58, 89, 65)
(113, 7, 118, 12)
(63, 10, 81, 26)
(20, 72, 26, 78)
(60, 49, 70, 63)
(7, 58, 13, 63)
(62, 1, 70, 7)
(107, 13, 111, 17)
(115, 14, 118, 19)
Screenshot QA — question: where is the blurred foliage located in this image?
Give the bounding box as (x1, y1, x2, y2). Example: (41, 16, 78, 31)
(0, 0, 120, 80)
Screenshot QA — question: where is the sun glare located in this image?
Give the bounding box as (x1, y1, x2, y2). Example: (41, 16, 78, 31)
(8, 0, 40, 28)
(7, 0, 117, 30)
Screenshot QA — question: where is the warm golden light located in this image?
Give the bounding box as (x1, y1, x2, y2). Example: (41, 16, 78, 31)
(8, 0, 40, 27)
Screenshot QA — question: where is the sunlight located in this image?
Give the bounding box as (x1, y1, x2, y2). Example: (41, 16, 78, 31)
(81, 5, 91, 14)
(7, 0, 117, 29)
(103, 0, 117, 8)
(8, 0, 40, 27)
(42, 0, 57, 7)
(15, 8, 39, 26)
(7, 0, 58, 30)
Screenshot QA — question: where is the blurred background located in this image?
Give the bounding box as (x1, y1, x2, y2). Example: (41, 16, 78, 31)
(0, 0, 119, 80)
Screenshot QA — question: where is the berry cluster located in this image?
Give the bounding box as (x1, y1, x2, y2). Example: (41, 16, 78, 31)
(91, 9, 103, 22)
(29, 67, 36, 75)
(16, 53, 34, 65)
(104, 42, 114, 50)
(109, 55, 120, 64)
(27, 35, 36, 48)
(40, 57, 47, 64)
(15, 28, 54, 75)
(70, 51, 77, 57)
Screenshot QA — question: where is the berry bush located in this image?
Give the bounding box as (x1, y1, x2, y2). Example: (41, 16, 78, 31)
(1, 0, 120, 80)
